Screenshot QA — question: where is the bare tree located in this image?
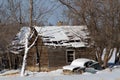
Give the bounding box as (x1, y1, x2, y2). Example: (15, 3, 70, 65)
(29, 0, 33, 27)
(20, 28, 38, 76)
(59, 0, 120, 68)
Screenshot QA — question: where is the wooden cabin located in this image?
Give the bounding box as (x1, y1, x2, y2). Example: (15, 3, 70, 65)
(9, 26, 95, 71)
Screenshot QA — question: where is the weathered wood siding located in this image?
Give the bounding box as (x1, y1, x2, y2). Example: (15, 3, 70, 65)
(39, 46, 49, 67)
(27, 36, 49, 69)
(46, 46, 66, 67)
(28, 46, 95, 68)
(23, 36, 95, 70)
(75, 47, 96, 60)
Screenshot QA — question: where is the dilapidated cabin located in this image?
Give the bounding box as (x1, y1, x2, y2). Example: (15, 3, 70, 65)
(9, 26, 95, 71)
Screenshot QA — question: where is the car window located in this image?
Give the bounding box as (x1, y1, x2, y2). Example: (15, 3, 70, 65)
(84, 61, 93, 67)
(90, 63, 102, 70)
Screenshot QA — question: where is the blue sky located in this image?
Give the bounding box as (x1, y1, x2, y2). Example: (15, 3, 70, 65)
(0, 0, 67, 25)
(22, 0, 64, 25)
(45, 0, 67, 25)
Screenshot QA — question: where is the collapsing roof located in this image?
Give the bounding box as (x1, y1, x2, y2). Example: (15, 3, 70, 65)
(9, 27, 31, 54)
(35, 25, 90, 48)
(9, 26, 90, 54)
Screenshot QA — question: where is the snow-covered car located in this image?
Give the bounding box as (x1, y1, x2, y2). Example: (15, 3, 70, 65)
(63, 58, 102, 74)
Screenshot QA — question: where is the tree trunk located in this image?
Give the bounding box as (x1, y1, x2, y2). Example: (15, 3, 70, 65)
(35, 41, 41, 72)
(20, 29, 38, 76)
(20, 39, 28, 76)
(29, 0, 33, 27)
(7, 52, 12, 69)
(103, 48, 113, 68)
(115, 48, 120, 64)
(95, 47, 104, 65)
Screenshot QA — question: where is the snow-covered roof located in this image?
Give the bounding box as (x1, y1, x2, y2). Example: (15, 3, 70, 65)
(35, 26, 90, 48)
(9, 27, 31, 54)
(70, 58, 94, 67)
(12, 27, 31, 46)
(9, 26, 90, 54)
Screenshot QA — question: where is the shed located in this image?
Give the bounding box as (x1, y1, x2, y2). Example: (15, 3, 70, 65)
(9, 26, 95, 71)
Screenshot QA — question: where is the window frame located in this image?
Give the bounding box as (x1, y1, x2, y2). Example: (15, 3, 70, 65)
(66, 49, 75, 63)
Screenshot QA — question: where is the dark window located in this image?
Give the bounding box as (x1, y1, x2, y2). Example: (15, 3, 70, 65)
(66, 50, 75, 63)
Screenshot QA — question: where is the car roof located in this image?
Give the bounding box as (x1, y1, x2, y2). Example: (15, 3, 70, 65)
(71, 58, 95, 67)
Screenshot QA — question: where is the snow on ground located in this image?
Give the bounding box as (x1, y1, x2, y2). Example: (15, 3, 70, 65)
(0, 66, 120, 80)
(0, 69, 20, 76)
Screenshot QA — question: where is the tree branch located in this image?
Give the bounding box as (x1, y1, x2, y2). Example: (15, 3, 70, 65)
(59, 0, 79, 14)
(28, 35, 38, 50)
